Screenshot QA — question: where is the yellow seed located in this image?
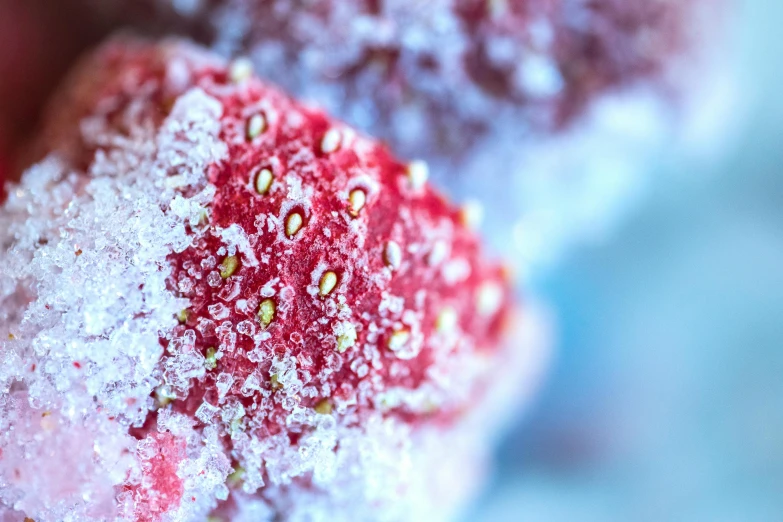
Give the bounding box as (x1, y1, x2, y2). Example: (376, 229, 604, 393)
(314, 398, 332, 414)
(387, 329, 411, 352)
(348, 188, 366, 217)
(155, 385, 176, 408)
(422, 399, 439, 414)
(436, 307, 459, 333)
(162, 96, 176, 115)
(229, 57, 253, 83)
(229, 408, 245, 434)
(8, 333, 15, 340)
(197, 208, 210, 226)
(336, 334, 351, 353)
(220, 255, 239, 278)
(336, 324, 357, 353)
(321, 128, 342, 154)
(176, 309, 190, 324)
(270, 373, 282, 390)
(285, 212, 304, 238)
(319, 271, 338, 296)
(254, 167, 274, 195)
(406, 160, 428, 190)
(460, 199, 484, 230)
(383, 241, 402, 271)
(205, 347, 217, 370)
(246, 113, 266, 140)
(227, 467, 245, 487)
(477, 282, 504, 317)
(258, 299, 276, 328)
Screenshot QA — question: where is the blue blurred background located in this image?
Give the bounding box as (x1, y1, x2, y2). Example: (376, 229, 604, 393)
(470, 1, 783, 520)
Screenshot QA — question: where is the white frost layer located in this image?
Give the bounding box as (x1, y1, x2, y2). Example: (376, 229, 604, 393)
(230, 416, 487, 522)
(0, 83, 228, 520)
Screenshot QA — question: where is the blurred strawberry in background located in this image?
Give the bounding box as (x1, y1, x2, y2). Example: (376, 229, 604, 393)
(0, 0, 721, 271)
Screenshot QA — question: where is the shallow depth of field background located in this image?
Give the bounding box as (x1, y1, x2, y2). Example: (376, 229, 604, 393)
(469, 1, 783, 520)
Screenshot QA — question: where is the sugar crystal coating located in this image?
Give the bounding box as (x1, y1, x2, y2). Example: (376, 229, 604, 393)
(0, 37, 534, 522)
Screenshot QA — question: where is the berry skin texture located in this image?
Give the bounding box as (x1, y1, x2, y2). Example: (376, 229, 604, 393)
(0, 37, 527, 522)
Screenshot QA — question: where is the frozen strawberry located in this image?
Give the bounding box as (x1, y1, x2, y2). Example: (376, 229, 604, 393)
(0, 37, 544, 522)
